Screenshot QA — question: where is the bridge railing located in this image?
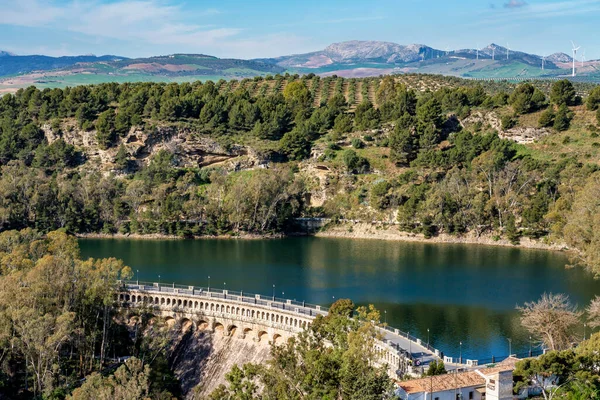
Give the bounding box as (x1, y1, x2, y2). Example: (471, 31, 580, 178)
(379, 324, 437, 354)
(121, 280, 448, 365)
(122, 281, 329, 318)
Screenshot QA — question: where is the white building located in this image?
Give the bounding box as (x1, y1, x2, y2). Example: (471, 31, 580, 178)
(395, 366, 514, 400)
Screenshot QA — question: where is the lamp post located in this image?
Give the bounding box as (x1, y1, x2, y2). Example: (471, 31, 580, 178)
(427, 328, 430, 349)
(272, 284, 275, 301)
(208, 275, 210, 292)
(136, 269, 139, 284)
(584, 323, 587, 341)
(459, 341, 462, 364)
(158, 275, 161, 286)
(507, 338, 512, 357)
(529, 336, 532, 357)
(384, 310, 387, 325)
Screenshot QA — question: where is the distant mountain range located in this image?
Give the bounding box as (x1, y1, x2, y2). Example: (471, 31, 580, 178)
(1, 41, 598, 91)
(258, 41, 591, 79)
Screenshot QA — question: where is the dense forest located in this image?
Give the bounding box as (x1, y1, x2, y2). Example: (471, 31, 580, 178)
(1, 74, 600, 278)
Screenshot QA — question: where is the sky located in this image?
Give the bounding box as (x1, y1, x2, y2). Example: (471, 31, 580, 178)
(0, 0, 599, 60)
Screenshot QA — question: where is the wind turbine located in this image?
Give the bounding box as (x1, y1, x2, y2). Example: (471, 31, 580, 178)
(476, 43, 480, 61)
(571, 41, 580, 77)
(541, 55, 546, 70)
(506, 43, 510, 60)
(581, 49, 586, 67)
(492, 46, 495, 61)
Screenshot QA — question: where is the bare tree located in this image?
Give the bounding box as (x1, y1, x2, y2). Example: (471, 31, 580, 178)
(517, 293, 582, 351)
(586, 296, 600, 329)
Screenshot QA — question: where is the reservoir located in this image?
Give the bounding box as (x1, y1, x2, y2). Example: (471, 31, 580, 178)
(79, 236, 600, 362)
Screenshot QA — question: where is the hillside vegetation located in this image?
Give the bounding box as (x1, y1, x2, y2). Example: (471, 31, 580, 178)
(1, 75, 600, 276)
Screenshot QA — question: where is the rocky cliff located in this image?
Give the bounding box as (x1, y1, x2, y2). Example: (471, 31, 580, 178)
(42, 121, 268, 173)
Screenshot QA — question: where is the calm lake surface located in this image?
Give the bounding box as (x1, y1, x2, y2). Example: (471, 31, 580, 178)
(79, 237, 600, 362)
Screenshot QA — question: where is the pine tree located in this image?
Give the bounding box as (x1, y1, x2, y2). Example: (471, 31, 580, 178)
(553, 104, 572, 132)
(538, 107, 555, 128)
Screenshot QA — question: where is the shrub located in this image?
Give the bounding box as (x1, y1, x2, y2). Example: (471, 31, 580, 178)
(538, 108, 555, 128)
(351, 138, 364, 149)
(553, 104, 573, 132)
(586, 86, 600, 110)
(501, 115, 517, 130)
(342, 149, 370, 174)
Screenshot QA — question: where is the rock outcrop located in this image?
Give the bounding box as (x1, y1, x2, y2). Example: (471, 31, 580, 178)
(42, 121, 268, 173)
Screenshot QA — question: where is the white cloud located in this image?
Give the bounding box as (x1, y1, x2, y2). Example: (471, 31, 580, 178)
(0, 0, 264, 56)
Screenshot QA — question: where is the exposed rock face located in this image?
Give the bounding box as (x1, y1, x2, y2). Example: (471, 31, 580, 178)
(323, 41, 428, 63)
(501, 126, 550, 144)
(41, 122, 267, 173)
(461, 111, 550, 144)
(462, 111, 502, 132)
(169, 327, 271, 398)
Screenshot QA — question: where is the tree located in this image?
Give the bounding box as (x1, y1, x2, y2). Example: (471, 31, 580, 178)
(416, 98, 443, 129)
(75, 104, 94, 129)
(586, 296, 600, 329)
(513, 333, 600, 400)
(343, 150, 370, 174)
(553, 104, 572, 132)
(550, 79, 577, 106)
(209, 299, 394, 400)
(333, 113, 354, 134)
(354, 101, 380, 131)
(280, 124, 312, 161)
(68, 357, 171, 400)
(283, 81, 311, 117)
(389, 126, 418, 166)
(96, 109, 116, 149)
(509, 83, 546, 114)
(585, 86, 600, 111)
(424, 360, 446, 376)
(538, 107, 555, 128)
(561, 172, 600, 277)
(587, 86, 600, 110)
(114, 144, 128, 170)
(517, 293, 582, 351)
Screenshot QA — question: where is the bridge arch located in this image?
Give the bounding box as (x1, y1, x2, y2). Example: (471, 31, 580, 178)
(227, 324, 238, 337)
(257, 330, 268, 342)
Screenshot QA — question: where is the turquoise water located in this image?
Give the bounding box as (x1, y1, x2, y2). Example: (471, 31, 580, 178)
(79, 236, 600, 362)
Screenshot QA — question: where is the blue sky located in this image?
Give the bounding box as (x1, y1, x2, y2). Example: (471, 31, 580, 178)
(0, 0, 599, 59)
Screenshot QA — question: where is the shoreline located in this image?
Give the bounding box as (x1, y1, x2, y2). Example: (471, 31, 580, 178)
(312, 222, 567, 252)
(76, 223, 568, 252)
(76, 232, 284, 241)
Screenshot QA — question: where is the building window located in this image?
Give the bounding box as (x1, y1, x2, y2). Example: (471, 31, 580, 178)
(469, 392, 474, 400)
(434, 397, 439, 400)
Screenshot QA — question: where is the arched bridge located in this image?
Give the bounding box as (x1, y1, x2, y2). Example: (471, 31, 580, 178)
(118, 281, 471, 377)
